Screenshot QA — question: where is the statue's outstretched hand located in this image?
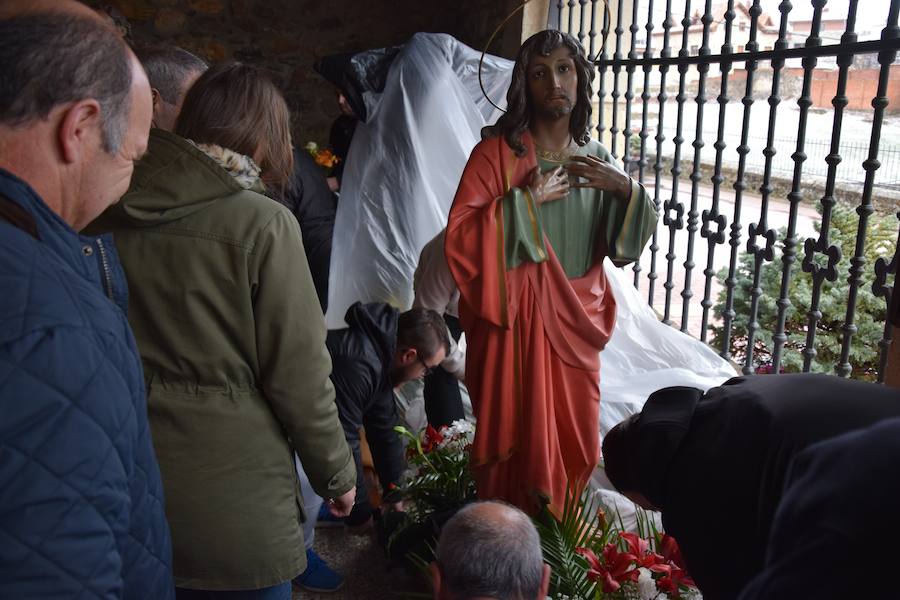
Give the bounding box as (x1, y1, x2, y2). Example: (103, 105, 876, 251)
(528, 166, 570, 205)
(565, 155, 631, 200)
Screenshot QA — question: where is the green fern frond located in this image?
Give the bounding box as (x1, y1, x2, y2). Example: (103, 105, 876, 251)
(535, 485, 602, 599)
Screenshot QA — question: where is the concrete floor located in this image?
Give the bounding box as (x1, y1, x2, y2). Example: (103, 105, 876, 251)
(292, 527, 428, 600)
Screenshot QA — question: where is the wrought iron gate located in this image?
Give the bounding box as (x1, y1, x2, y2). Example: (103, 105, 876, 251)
(549, 0, 900, 381)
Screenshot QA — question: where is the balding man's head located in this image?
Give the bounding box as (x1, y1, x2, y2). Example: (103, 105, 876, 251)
(0, 2, 133, 151)
(0, 0, 108, 24)
(135, 44, 207, 131)
(433, 501, 550, 600)
(0, 0, 151, 229)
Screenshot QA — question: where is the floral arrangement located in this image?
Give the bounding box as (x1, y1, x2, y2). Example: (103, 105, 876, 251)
(303, 141, 340, 171)
(538, 490, 699, 600)
(574, 530, 697, 599)
(389, 421, 699, 600)
(386, 421, 478, 560)
(394, 420, 477, 520)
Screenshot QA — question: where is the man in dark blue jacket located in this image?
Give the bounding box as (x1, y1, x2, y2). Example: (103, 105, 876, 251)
(0, 3, 174, 598)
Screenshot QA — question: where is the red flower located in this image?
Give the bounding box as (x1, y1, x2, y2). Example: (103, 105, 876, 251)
(620, 532, 670, 574)
(654, 534, 696, 597)
(576, 544, 639, 593)
(656, 575, 678, 597)
(619, 532, 649, 557)
(640, 552, 672, 575)
(420, 425, 445, 453)
(658, 533, 689, 572)
(656, 567, 696, 599)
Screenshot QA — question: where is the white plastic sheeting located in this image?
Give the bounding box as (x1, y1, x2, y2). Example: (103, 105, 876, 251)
(594, 262, 735, 532)
(326, 33, 512, 328)
(327, 31, 735, 458)
(599, 261, 737, 438)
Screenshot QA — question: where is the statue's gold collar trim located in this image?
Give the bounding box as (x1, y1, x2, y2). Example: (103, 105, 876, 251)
(535, 138, 576, 162)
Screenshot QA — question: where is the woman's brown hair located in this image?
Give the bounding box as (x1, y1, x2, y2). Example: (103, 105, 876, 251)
(175, 62, 293, 190)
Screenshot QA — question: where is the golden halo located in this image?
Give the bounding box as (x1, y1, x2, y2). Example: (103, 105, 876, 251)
(478, 0, 612, 114)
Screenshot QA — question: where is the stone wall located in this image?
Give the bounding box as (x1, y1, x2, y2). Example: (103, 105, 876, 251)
(91, 0, 531, 141)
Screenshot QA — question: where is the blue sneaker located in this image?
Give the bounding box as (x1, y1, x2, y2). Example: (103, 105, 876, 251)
(315, 502, 346, 529)
(294, 549, 344, 592)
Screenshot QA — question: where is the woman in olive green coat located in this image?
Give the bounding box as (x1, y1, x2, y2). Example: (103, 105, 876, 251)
(92, 64, 356, 597)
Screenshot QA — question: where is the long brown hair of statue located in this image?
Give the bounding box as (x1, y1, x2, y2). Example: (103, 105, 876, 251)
(484, 30, 595, 157)
(175, 62, 294, 192)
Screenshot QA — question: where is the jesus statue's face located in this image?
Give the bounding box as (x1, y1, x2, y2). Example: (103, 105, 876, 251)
(526, 45, 578, 121)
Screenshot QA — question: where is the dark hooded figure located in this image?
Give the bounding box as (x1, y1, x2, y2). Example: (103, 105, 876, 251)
(602, 374, 900, 600)
(739, 416, 900, 600)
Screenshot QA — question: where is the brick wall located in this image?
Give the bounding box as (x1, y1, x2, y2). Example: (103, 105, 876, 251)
(707, 66, 900, 113)
(91, 0, 528, 141)
(795, 64, 900, 112)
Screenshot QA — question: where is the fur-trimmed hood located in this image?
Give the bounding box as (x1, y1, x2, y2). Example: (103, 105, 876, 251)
(99, 129, 267, 227)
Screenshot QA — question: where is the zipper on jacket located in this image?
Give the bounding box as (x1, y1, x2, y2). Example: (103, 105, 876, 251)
(95, 238, 114, 300)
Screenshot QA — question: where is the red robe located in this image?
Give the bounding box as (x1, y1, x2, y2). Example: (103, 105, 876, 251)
(445, 132, 619, 516)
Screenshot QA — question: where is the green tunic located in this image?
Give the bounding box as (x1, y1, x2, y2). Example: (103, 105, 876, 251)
(501, 140, 657, 277)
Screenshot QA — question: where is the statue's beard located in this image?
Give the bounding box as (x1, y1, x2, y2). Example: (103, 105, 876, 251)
(536, 99, 573, 120)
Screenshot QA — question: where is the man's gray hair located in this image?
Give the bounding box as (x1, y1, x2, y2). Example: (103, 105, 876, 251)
(136, 45, 208, 105)
(436, 501, 544, 600)
(0, 12, 132, 153)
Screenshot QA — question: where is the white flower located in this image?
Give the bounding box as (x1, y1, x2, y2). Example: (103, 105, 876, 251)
(436, 435, 454, 451)
(636, 567, 658, 600)
(445, 419, 476, 442)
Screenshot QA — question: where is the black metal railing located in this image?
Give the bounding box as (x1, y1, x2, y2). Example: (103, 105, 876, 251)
(548, 0, 900, 381)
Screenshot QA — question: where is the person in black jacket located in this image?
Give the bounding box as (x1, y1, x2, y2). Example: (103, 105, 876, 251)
(327, 94, 357, 191)
(327, 302, 450, 527)
(277, 147, 337, 312)
(602, 374, 900, 600)
(739, 416, 900, 600)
